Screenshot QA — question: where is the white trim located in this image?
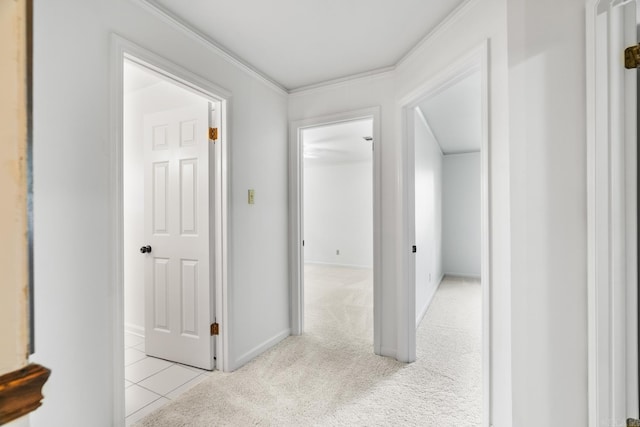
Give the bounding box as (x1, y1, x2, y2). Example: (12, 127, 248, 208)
(395, 0, 480, 71)
(416, 274, 445, 328)
(289, 0, 480, 96)
(288, 67, 396, 95)
(587, 1, 639, 425)
(129, 0, 481, 97)
(110, 34, 127, 427)
(398, 40, 491, 426)
(304, 261, 373, 270)
(124, 323, 145, 337)
(289, 107, 382, 356)
(379, 347, 397, 359)
(443, 150, 481, 157)
(132, 0, 287, 95)
(129, 0, 482, 97)
(233, 329, 291, 371)
(443, 273, 482, 280)
(110, 34, 231, 425)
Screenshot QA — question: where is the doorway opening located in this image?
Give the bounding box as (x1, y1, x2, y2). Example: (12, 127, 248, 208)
(301, 118, 374, 345)
(289, 107, 382, 354)
(112, 36, 229, 425)
(400, 41, 490, 425)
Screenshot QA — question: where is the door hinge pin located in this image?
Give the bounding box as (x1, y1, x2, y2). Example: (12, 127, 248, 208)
(210, 322, 219, 336)
(209, 127, 218, 141)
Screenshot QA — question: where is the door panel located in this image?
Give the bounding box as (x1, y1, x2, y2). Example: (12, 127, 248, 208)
(153, 162, 169, 234)
(143, 104, 213, 370)
(180, 158, 198, 235)
(153, 258, 169, 331)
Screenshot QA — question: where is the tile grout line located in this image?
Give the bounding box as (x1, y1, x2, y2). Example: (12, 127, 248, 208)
(135, 371, 202, 398)
(126, 361, 176, 384)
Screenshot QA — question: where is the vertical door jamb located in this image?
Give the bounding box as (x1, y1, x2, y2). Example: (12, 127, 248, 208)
(586, 0, 639, 424)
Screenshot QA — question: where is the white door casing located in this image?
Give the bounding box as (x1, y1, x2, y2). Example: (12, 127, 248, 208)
(398, 40, 490, 425)
(113, 36, 231, 425)
(143, 103, 214, 370)
(587, 0, 639, 425)
(288, 107, 382, 354)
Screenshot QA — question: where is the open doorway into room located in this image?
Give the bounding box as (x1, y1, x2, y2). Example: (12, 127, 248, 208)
(120, 55, 227, 424)
(301, 119, 374, 346)
(413, 70, 483, 423)
(401, 43, 489, 425)
(289, 107, 381, 355)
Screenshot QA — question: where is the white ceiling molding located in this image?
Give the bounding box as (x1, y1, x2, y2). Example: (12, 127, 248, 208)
(134, 0, 479, 96)
(288, 66, 396, 96)
(292, 0, 480, 96)
(133, 0, 288, 95)
(395, 0, 479, 71)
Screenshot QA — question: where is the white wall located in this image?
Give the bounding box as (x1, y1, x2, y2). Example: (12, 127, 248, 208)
(442, 152, 481, 277)
(507, 0, 588, 425)
(32, 1, 289, 425)
(414, 111, 443, 324)
(303, 161, 373, 268)
(123, 78, 208, 335)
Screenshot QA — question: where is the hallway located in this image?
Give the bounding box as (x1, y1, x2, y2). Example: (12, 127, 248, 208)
(134, 266, 481, 426)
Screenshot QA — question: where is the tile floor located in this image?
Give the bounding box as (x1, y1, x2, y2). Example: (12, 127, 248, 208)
(124, 332, 213, 426)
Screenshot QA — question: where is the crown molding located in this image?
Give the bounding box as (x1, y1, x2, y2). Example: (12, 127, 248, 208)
(133, 0, 288, 95)
(134, 0, 479, 97)
(289, 0, 479, 96)
(288, 66, 396, 96)
(395, 0, 479, 71)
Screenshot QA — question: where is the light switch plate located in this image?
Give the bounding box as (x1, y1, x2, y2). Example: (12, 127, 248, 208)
(248, 189, 255, 205)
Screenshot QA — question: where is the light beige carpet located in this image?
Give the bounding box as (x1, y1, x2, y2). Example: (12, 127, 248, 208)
(136, 265, 481, 426)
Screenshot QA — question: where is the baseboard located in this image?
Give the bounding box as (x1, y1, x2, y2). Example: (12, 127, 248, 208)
(304, 261, 373, 269)
(379, 346, 397, 360)
(416, 273, 445, 327)
(232, 328, 291, 371)
(443, 272, 481, 280)
(124, 323, 145, 337)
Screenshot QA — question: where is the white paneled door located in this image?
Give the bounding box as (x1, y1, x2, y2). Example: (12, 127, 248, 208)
(142, 104, 214, 370)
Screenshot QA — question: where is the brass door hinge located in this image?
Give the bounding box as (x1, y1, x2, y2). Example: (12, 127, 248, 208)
(628, 419, 640, 427)
(208, 127, 218, 141)
(210, 322, 219, 336)
(625, 44, 640, 69)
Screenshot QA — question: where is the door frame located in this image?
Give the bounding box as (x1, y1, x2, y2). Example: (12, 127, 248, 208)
(110, 34, 230, 423)
(586, 1, 639, 425)
(288, 106, 382, 354)
(398, 40, 491, 425)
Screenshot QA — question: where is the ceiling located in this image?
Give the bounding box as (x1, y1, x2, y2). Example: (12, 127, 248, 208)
(123, 60, 163, 94)
(303, 119, 373, 166)
(417, 70, 481, 155)
(149, 0, 468, 91)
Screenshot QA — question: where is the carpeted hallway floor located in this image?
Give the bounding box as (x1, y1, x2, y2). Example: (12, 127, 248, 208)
(136, 265, 481, 426)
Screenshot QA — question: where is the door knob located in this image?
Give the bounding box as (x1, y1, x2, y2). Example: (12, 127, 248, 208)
(140, 245, 152, 254)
